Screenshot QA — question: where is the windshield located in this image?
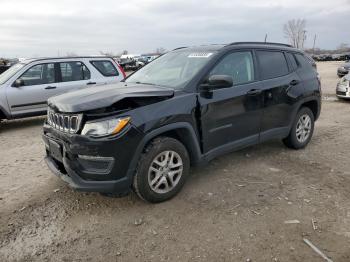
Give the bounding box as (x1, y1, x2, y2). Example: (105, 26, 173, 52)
(126, 50, 216, 89)
(0, 63, 25, 85)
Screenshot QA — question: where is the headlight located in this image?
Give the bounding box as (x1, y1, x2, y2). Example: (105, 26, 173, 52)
(81, 117, 131, 137)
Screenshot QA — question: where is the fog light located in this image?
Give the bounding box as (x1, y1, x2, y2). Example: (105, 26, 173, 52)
(77, 155, 114, 175)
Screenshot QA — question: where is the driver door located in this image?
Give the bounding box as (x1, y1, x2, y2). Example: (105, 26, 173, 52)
(7, 63, 58, 116)
(198, 51, 263, 155)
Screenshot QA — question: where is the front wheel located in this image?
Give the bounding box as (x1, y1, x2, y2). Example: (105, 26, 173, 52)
(133, 137, 190, 203)
(283, 107, 315, 149)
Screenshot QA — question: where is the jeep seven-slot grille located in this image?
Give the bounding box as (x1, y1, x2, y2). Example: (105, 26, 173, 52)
(47, 109, 82, 134)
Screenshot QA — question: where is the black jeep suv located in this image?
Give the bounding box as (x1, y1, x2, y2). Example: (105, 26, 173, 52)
(43, 42, 321, 203)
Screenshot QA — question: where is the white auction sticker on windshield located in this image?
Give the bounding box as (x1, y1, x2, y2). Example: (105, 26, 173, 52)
(188, 53, 213, 58)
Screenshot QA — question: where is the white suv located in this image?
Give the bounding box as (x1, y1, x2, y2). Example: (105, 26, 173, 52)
(0, 56, 126, 121)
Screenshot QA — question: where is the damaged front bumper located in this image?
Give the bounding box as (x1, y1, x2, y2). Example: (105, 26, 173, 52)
(42, 122, 143, 194)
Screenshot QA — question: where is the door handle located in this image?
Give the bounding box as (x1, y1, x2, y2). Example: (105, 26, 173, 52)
(86, 82, 97, 85)
(45, 86, 56, 90)
(246, 89, 262, 96)
(286, 79, 300, 92)
(290, 79, 300, 86)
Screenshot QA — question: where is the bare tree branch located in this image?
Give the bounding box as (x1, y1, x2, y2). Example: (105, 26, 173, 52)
(283, 19, 306, 49)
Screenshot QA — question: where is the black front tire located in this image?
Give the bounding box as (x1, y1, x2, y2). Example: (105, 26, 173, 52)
(283, 107, 315, 149)
(133, 137, 190, 203)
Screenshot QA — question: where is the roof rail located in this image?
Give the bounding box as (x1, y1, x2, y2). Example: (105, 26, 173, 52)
(172, 46, 188, 51)
(226, 42, 293, 48)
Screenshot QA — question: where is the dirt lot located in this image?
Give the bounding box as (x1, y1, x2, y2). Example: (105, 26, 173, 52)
(1, 62, 350, 262)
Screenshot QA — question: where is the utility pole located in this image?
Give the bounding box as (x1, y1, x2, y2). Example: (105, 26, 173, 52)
(312, 34, 317, 54)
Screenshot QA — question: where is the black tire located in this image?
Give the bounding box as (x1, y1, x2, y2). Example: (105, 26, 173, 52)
(133, 137, 190, 203)
(283, 107, 315, 149)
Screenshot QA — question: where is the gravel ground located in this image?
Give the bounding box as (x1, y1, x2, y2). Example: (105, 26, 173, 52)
(1, 62, 350, 262)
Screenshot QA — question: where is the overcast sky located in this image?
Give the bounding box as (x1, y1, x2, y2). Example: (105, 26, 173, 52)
(0, 0, 349, 57)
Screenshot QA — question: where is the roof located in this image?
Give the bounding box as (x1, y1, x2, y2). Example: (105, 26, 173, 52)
(173, 42, 298, 52)
(19, 56, 114, 64)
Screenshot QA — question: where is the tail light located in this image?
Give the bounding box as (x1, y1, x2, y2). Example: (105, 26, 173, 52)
(116, 63, 126, 79)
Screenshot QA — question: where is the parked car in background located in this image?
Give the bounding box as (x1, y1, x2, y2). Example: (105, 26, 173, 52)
(312, 53, 350, 62)
(337, 61, 350, 77)
(43, 42, 321, 203)
(137, 56, 150, 65)
(336, 74, 350, 99)
(0, 65, 10, 74)
(0, 56, 126, 121)
(134, 58, 145, 68)
(118, 57, 145, 71)
(0, 59, 11, 74)
(118, 58, 137, 71)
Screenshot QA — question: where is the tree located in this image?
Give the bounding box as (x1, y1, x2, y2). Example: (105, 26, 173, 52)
(155, 47, 166, 54)
(283, 19, 307, 49)
(66, 52, 78, 57)
(99, 51, 117, 57)
(122, 50, 128, 55)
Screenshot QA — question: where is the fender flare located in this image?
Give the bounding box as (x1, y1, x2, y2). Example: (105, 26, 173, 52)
(294, 96, 321, 121)
(125, 122, 203, 180)
(285, 96, 321, 136)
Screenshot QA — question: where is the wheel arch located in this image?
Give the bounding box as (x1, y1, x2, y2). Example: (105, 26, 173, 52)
(126, 122, 203, 181)
(299, 98, 320, 121)
(141, 123, 203, 165)
(0, 107, 9, 120)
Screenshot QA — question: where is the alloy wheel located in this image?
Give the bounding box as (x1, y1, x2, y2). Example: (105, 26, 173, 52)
(296, 114, 312, 143)
(148, 150, 183, 194)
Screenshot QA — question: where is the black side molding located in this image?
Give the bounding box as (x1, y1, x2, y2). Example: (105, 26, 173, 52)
(11, 101, 47, 108)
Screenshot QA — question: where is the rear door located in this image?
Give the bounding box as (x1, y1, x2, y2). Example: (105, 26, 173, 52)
(256, 50, 303, 141)
(7, 62, 58, 115)
(198, 50, 263, 155)
(54, 61, 92, 94)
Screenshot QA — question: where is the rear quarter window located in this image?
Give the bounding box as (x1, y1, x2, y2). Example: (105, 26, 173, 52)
(90, 60, 119, 77)
(257, 51, 289, 80)
(295, 54, 314, 70)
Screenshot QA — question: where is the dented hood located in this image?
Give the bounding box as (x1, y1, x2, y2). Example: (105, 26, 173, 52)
(48, 82, 174, 113)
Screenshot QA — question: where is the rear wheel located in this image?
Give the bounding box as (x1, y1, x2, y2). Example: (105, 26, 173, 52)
(283, 107, 315, 149)
(133, 137, 190, 203)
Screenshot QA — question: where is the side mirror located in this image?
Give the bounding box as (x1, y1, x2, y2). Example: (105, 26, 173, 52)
(13, 79, 24, 87)
(201, 75, 233, 90)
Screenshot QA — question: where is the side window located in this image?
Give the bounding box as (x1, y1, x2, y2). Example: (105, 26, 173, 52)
(257, 51, 289, 80)
(285, 52, 298, 71)
(90, 60, 119, 77)
(59, 62, 90, 82)
(209, 51, 255, 85)
(20, 63, 55, 86)
(295, 54, 314, 70)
